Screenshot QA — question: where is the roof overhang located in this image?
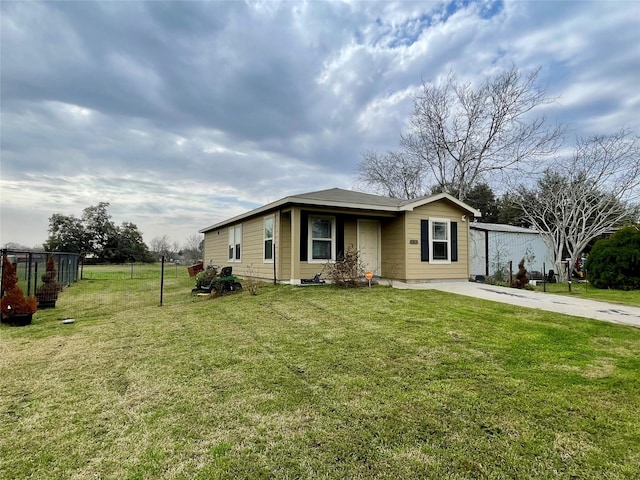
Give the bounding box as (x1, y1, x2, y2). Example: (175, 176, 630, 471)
(200, 190, 481, 233)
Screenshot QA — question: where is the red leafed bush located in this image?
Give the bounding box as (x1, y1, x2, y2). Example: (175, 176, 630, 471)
(36, 256, 62, 305)
(1, 254, 37, 316)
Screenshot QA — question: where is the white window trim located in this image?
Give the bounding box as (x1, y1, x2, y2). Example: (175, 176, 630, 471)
(228, 224, 242, 263)
(429, 217, 451, 264)
(263, 215, 274, 263)
(308, 215, 336, 263)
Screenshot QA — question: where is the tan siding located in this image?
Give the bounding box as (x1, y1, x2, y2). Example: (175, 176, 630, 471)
(299, 262, 324, 280)
(381, 216, 406, 280)
(405, 201, 470, 281)
(204, 216, 278, 281)
(344, 219, 357, 251)
(203, 229, 227, 266)
(279, 212, 291, 282)
(241, 215, 297, 281)
(204, 197, 471, 283)
(236, 216, 266, 279)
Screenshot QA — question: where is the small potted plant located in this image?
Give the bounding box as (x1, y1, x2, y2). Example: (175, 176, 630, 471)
(36, 256, 62, 309)
(1, 254, 37, 326)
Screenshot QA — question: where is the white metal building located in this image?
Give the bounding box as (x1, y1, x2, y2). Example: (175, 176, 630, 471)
(469, 223, 554, 279)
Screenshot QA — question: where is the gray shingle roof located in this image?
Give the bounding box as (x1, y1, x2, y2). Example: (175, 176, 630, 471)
(292, 188, 406, 207)
(200, 187, 481, 233)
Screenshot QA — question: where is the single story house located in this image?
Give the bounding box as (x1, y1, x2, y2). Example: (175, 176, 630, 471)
(200, 188, 481, 284)
(469, 222, 554, 280)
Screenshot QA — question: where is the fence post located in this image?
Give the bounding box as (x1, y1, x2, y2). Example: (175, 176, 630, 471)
(34, 260, 39, 298)
(0, 248, 5, 296)
(584, 269, 588, 291)
(160, 256, 165, 306)
(59, 255, 65, 289)
(26, 252, 33, 297)
(66, 255, 72, 286)
(509, 260, 513, 287)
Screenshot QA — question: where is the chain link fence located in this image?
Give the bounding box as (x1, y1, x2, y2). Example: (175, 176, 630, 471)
(2, 251, 192, 324)
(1, 249, 81, 297)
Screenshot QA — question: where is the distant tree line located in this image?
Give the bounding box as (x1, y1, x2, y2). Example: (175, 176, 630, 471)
(43, 203, 204, 264)
(148, 234, 203, 264)
(44, 202, 154, 263)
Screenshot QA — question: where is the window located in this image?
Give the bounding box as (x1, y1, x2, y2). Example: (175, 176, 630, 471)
(264, 216, 274, 262)
(431, 220, 449, 260)
(421, 218, 456, 263)
(309, 216, 335, 262)
(228, 224, 242, 262)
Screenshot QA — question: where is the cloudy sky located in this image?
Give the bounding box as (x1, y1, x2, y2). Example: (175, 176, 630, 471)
(1, 0, 638, 248)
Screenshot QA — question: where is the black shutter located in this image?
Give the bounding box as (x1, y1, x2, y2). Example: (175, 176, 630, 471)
(336, 216, 345, 260)
(300, 211, 308, 262)
(420, 220, 429, 262)
(451, 221, 458, 262)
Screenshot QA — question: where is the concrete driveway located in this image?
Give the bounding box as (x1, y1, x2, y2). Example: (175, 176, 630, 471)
(391, 281, 640, 328)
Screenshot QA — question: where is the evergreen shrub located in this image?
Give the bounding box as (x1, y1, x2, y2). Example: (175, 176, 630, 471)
(586, 226, 640, 290)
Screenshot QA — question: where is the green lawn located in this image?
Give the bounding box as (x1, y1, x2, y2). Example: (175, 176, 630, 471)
(80, 261, 184, 280)
(1, 275, 639, 479)
(534, 281, 640, 307)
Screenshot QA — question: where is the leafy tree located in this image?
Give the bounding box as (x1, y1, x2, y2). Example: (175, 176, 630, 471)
(358, 65, 564, 200)
(114, 222, 153, 263)
(586, 226, 640, 290)
(517, 130, 640, 279)
(82, 203, 118, 261)
(496, 193, 527, 227)
(430, 182, 500, 222)
(43, 213, 90, 256)
(462, 183, 500, 223)
(44, 203, 153, 263)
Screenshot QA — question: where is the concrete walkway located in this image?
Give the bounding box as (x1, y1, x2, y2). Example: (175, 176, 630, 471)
(391, 281, 640, 328)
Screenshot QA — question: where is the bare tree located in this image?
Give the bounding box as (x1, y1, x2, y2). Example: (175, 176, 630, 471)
(182, 234, 204, 264)
(518, 129, 640, 279)
(357, 150, 427, 199)
(2, 242, 40, 251)
(149, 235, 180, 261)
(358, 65, 564, 200)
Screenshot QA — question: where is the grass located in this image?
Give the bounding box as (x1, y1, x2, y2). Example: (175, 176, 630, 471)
(533, 281, 640, 307)
(80, 262, 184, 280)
(1, 271, 639, 479)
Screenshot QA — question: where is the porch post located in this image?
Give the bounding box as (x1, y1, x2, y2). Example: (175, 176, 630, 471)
(290, 207, 301, 283)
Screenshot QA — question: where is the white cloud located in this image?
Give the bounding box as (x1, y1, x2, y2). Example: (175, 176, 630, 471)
(1, 0, 638, 247)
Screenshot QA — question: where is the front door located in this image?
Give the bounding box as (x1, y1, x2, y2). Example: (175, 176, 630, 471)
(358, 220, 381, 276)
